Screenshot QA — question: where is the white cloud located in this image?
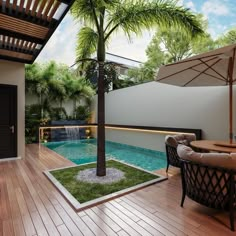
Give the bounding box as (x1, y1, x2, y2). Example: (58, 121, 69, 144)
(202, 0, 229, 16)
(36, 14, 153, 65)
(185, 1, 196, 11)
(207, 27, 218, 39)
(107, 30, 154, 62)
(36, 14, 79, 66)
(207, 23, 228, 39)
(177, 0, 184, 6)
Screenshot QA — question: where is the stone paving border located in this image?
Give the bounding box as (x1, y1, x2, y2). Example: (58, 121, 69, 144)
(44, 159, 167, 211)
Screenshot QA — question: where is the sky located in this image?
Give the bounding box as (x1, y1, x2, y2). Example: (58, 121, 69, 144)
(36, 0, 236, 66)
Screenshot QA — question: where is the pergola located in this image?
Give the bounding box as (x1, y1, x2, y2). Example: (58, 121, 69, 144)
(0, 0, 75, 64)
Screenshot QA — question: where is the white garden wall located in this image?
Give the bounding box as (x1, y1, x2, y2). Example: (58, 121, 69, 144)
(91, 81, 232, 152)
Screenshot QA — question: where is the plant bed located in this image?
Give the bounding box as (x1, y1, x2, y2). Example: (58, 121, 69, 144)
(44, 159, 166, 211)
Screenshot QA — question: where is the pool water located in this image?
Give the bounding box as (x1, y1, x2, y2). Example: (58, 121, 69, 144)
(43, 139, 167, 171)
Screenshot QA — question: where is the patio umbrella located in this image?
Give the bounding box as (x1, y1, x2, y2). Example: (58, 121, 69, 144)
(156, 43, 236, 144)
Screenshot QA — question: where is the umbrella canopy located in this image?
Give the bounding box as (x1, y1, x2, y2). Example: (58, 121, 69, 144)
(156, 43, 236, 144)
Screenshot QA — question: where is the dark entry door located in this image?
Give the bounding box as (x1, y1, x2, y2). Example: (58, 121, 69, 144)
(0, 85, 17, 158)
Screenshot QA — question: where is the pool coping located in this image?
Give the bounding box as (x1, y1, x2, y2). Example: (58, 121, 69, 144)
(44, 159, 167, 211)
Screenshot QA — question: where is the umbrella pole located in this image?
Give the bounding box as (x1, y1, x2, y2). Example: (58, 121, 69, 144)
(229, 55, 234, 144)
(229, 81, 233, 143)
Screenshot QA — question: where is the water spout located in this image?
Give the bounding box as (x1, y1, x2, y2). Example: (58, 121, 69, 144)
(65, 126, 80, 140)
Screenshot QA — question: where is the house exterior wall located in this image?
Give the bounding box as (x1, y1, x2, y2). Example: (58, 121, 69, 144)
(0, 60, 25, 158)
(91, 81, 231, 152)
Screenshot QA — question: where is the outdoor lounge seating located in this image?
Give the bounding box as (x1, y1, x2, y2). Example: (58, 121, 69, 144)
(165, 133, 196, 172)
(177, 144, 236, 231)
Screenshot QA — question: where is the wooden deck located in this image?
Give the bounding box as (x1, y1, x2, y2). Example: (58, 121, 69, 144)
(0, 144, 235, 236)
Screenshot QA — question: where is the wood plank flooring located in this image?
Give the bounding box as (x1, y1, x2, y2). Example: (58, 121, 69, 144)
(0, 144, 235, 236)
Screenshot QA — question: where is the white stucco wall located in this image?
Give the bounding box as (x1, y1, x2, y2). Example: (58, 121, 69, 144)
(92, 81, 232, 152)
(0, 60, 25, 158)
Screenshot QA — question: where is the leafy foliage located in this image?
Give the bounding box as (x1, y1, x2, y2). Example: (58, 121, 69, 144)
(74, 105, 91, 121)
(126, 15, 217, 83)
(25, 61, 95, 143)
(84, 61, 118, 92)
(113, 78, 137, 89)
(76, 27, 98, 63)
(71, 0, 204, 63)
(25, 61, 95, 116)
(218, 28, 236, 46)
(25, 105, 42, 144)
(50, 107, 68, 120)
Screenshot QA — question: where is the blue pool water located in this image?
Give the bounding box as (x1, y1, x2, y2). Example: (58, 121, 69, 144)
(43, 139, 167, 171)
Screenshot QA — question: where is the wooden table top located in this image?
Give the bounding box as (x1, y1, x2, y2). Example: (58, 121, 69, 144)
(191, 140, 236, 153)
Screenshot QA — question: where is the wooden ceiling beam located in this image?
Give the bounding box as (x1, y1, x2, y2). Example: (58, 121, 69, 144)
(0, 54, 32, 64)
(5, 0, 10, 8)
(15, 38, 20, 48)
(12, 0, 17, 11)
(0, 0, 76, 63)
(0, 29, 44, 45)
(19, 0, 25, 12)
(37, 0, 47, 18)
(43, 0, 54, 20)
(31, 0, 40, 17)
(48, 1, 60, 21)
(0, 48, 33, 60)
(0, 40, 37, 55)
(0, 9, 51, 27)
(25, 0, 33, 14)
(0, 14, 49, 39)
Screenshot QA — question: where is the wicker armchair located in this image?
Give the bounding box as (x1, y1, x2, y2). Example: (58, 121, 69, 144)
(177, 144, 236, 231)
(165, 133, 196, 172)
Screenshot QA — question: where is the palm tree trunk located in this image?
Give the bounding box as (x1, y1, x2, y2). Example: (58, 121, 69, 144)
(40, 94, 44, 119)
(73, 99, 76, 119)
(97, 61, 106, 176)
(96, 20, 106, 176)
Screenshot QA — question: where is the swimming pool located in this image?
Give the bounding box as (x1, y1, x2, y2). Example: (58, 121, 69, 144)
(43, 139, 167, 171)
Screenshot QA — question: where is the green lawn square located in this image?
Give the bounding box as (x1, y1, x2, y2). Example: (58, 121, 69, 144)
(50, 160, 159, 203)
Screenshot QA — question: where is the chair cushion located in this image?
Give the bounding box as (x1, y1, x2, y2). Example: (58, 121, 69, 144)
(177, 144, 201, 161)
(165, 133, 196, 148)
(201, 153, 236, 170)
(165, 135, 178, 148)
(177, 144, 236, 171)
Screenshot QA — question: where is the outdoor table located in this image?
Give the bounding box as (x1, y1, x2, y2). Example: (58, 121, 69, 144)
(190, 140, 236, 153)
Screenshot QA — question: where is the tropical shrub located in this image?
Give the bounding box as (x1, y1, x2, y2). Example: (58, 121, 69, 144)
(50, 107, 68, 120)
(74, 105, 91, 121)
(25, 104, 42, 144)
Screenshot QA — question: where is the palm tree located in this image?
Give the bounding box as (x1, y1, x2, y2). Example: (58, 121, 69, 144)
(64, 76, 95, 118)
(48, 79, 67, 108)
(25, 63, 41, 94)
(25, 63, 49, 118)
(71, 0, 204, 176)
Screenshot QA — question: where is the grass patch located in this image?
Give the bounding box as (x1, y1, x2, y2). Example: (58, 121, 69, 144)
(50, 160, 159, 203)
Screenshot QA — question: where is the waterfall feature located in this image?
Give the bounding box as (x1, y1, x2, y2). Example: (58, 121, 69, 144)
(65, 127, 80, 140)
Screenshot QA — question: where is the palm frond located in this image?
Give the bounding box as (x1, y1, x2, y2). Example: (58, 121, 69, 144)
(106, 0, 204, 40)
(71, 0, 96, 25)
(75, 26, 98, 61)
(48, 79, 67, 101)
(41, 61, 57, 81)
(25, 63, 41, 81)
(36, 80, 49, 96)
